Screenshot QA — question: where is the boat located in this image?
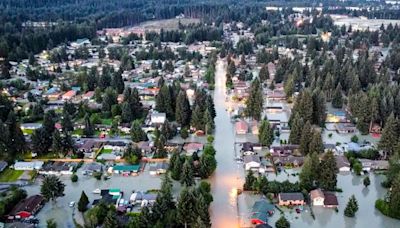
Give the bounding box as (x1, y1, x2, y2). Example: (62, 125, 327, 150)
(92, 188, 101, 194)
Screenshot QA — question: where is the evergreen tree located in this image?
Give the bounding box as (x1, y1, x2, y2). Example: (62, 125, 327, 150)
(175, 90, 191, 127)
(299, 121, 312, 155)
(104, 210, 118, 228)
(181, 158, 195, 186)
(259, 64, 269, 82)
(199, 153, 217, 178)
(203, 108, 215, 134)
(61, 111, 73, 132)
(177, 187, 197, 227)
(387, 151, 400, 186)
(258, 119, 274, 147)
(275, 216, 290, 228)
(332, 83, 343, 108)
(243, 170, 257, 191)
(284, 74, 295, 98)
(51, 130, 63, 153)
(32, 127, 51, 155)
(312, 88, 326, 127)
(196, 195, 211, 227)
(308, 130, 324, 154)
(111, 70, 124, 94)
(388, 173, 400, 218)
(344, 195, 359, 217)
(78, 191, 89, 212)
(152, 174, 175, 222)
(289, 114, 302, 144)
(156, 85, 174, 120)
(299, 152, 319, 191)
(191, 105, 204, 131)
(83, 113, 94, 136)
(379, 113, 399, 158)
(244, 78, 263, 120)
(130, 120, 147, 142)
(170, 152, 183, 180)
(318, 151, 338, 191)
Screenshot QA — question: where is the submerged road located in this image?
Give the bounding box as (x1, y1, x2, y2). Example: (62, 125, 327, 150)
(210, 59, 244, 228)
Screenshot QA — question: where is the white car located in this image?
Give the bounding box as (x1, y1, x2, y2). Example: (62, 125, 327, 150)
(69, 201, 75, 207)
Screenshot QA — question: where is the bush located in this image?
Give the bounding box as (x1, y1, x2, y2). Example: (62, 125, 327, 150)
(375, 199, 390, 216)
(180, 127, 189, 139)
(71, 174, 78, 182)
(351, 135, 359, 143)
(93, 172, 102, 180)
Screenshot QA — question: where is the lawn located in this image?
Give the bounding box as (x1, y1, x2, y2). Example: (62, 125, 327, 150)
(0, 168, 24, 182)
(72, 128, 83, 136)
(22, 129, 34, 135)
(101, 118, 113, 125)
(101, 148, 113, 153)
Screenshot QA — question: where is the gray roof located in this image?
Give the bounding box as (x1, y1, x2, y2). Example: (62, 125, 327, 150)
(279, 192, 304, 201)
(0, 161, 7, 172)
(243, 155, 261, 164)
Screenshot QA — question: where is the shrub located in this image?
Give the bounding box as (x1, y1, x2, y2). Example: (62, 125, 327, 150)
(375, 199, 390, 216)
(93, 172, 102, 180)
(71, 174, 78, 182)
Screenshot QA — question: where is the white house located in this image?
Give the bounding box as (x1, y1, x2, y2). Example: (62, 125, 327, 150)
(310, 189, 325, 206)
(14, 161, 44, 171)
(150, 112, 166, 125)
(336, 156, 351, 172)
(243, 155, 261, 171)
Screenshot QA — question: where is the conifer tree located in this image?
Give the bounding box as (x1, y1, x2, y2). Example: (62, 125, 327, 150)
(258, 119, 274, 147)
(78, 191, 89, 212)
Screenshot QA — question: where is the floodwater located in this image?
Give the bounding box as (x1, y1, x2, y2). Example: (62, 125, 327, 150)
(209, 59, 245, 228)
(238, 169, 400, 228)
(23, 167, 172, 227)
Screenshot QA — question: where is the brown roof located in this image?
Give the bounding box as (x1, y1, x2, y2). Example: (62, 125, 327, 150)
(323, 192, 338, 206)
(9, 195, 44, 215)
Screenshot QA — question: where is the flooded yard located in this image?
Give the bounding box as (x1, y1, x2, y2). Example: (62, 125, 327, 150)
(238, 170, 400, 228)
(23, 167, 172, 227)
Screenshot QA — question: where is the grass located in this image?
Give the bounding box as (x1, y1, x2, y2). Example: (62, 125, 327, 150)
(102, 148, 113, 154)
(72, 128, 83, 136)
(0, 168, 24, 182)
(22, 129, 34, 135)
(101, 118, 113, 125)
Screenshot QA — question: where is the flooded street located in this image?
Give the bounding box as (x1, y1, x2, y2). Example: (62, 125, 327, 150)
(209, 59, 244, 228)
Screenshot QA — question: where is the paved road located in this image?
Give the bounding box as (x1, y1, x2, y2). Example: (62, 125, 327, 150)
(209, 59, 244, 228)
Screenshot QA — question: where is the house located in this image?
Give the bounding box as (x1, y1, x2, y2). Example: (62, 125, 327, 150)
(81, 162, 103, 175)
(251, 200, 275, 215)
(93, 189, 122, 206)
(78, 139, 97, 158)
(8, 195, 44, 219)
(235, 120, 248, 134)
(129, 191, 157, 206)
(274, 156, 304, 167)
(13, 161, 44, 171)
(335, 123, 356, 134)
(251, 200, 275, 225)
(39, 161, 75, 175)
(251, 212, 268, 225)
(323, 192, 339, 208)
(150, 112, 166, 125)
(112, 164, 140, 175)
(242, 142, 254, 155)
(243, 155, 261, 171)
(183, 142, 203, 156)
(82, 91, 95, 100)
(278, 193, 305, 206)
(310, 189, 325, 206)
(0, 161, 8, 173)
(62, 90, 76, 101)
(336, 156, 351, 172)
(148, 162, 168, 175)
(270, 145, 300, 157)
